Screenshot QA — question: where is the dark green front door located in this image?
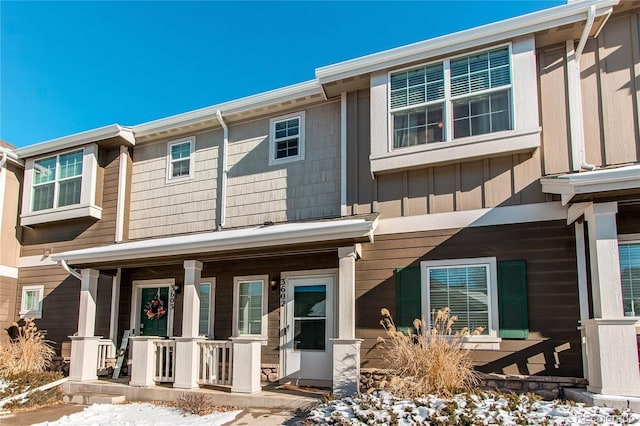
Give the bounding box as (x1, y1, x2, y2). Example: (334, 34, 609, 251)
(140, 287, 169, 336)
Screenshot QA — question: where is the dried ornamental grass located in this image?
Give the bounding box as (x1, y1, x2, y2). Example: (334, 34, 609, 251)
(378, 307, 482, 398)
(0, 319, 55, 376)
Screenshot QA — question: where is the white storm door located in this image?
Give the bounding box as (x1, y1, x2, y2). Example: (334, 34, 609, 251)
(284, 275, 334, 381)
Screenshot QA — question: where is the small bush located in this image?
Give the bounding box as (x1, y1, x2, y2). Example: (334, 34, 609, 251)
(176, 392, 214, 416)
(0, 319, 55, 376)
(378, 307, 482, 398)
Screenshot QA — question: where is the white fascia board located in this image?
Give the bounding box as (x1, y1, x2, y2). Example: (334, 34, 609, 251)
(0, 147, 24, 167)
(133, 80, 323, 137)
(376, 202, 567, 235)
(316, 0, 617, 83)
(51, 218, 376, 265)
(15, 124, 135, 159)
(541, 165, 640, 200)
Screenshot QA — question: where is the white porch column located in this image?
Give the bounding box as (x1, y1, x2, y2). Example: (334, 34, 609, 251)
(129, 336, 157, 387)
(582, 202, 640, 397)
(332, 245, 363, 397)
(231, 336, 266, 394)
(174, 260, 203, 389)
(69, 268, 101, 382)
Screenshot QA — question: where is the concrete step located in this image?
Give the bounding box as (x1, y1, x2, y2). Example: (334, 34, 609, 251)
(63, 393, 126, 405)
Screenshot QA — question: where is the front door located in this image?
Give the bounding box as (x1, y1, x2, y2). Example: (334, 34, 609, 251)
(284, 275, 334, 382)
(132, 280, 174, 337)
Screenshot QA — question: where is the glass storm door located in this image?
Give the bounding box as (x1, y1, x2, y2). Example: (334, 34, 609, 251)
(139, 287, 169, 336)
(284, 276, 333, 381)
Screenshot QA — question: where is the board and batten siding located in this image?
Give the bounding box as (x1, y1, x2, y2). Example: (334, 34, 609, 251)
(128, 131, 219, 239)
(225, 101, 341, 228)
(356, 220, 583, 377)
(538, 12, 640, 175)
(345, 89, 545, 219)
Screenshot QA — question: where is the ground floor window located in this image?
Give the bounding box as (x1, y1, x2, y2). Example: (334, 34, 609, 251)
(198, 279, 214, 337)
(20, 285, 44, 319)
(619, 242, 640, 317)
(233, 275, 268, 337)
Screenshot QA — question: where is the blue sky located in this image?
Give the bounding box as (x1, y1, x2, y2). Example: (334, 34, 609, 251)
(1, 1, 565, 148)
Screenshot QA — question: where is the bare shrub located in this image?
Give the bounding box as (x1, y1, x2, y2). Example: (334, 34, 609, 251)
(378, 307, 482, 398)
(176, 392, 214, 416)
(0, 319, 55, 376)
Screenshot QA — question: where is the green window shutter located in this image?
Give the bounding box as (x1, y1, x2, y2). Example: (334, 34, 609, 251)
(497, 260, 529, 339)
(396, 266, 422, 333)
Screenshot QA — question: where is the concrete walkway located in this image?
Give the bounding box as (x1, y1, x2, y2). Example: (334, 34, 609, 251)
(0, 404, 86, 425)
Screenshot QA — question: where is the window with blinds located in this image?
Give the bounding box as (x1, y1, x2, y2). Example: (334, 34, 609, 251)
(32, 150, 83, 211)
(389, 45, 512, 148)
(426, 264, 490, 334)
(619, 242, 640, 317)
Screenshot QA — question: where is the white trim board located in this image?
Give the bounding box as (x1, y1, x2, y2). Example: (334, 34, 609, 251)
(0, 265, 18, 279)
(376, 202, 566, 235)
(19, 255, 58, 268)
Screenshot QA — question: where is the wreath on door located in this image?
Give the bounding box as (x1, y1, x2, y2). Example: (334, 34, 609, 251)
(143, 289, 167, 320)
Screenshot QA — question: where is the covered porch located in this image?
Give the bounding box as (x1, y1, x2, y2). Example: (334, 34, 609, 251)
(50, 217, 377, 397)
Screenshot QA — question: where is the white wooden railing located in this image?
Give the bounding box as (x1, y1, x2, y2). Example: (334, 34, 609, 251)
(198, 340, 233, 386)
(154, 340, 176, 383)
(97, 339, 115, 374)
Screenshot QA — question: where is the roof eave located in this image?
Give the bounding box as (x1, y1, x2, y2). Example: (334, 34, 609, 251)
(316, 0, 618, 83)
(15, 124, 135, 159)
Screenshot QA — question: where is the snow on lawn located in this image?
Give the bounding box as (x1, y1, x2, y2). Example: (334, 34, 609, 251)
(307, 391, 640, 425)
(33, 403, 241, 426)
(0, 379, 12, 395)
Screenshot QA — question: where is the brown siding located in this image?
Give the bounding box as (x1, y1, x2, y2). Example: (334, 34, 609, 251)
(16, 266, 112, 352)
(346, 89, 374, 216)
(538, 12, 640, 175)
(1, 162, 22, 267)
(356, 220, 582, 377)
(0, 276, 18, 343)
(118, 253, 338, 366)
(20, 146, 121, 256)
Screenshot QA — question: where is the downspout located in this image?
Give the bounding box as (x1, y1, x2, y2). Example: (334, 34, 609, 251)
(215, 110, 229, 229)
(0, 152, 7, 168)
(59, 259, 81, 280)
(570, 4, 597, 171)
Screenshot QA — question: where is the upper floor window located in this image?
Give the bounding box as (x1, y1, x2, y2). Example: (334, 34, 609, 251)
(32, 150, 83, 211)
(166, 137, 194, 182)
(389, 46, 512, 149)
(269, 111, 305, 165)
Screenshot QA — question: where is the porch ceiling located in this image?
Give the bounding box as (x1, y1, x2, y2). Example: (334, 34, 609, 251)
(50, 217, 377, 268)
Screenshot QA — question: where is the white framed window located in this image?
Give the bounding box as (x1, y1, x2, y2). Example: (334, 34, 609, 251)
(21, 144, 101, 226)
(619, 240, 640, 317)
(390, 45, 512, 149)
(232, 275, 268, 338)
(198, 278, 215, 337)
(269, 111, 305, 165)
(166, 137, 195, 182)
(421, 257, 500, 347)
(20, 285, 44, 319)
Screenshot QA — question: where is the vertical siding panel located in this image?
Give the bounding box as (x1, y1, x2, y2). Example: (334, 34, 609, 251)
(485, 156, 513, 207)
(377, 173, 403, 217)
(514, 151, 545, 204)
(406, 169, 428, 216)
(459, 161, 483, 211)
(580, 39, 605, 167)
(539, 46, 571, 175)
(599, 16, 639, 165)
(346, 92, 358, 216)
(356, 90, 374, 214)
(431, 164, 455, 213)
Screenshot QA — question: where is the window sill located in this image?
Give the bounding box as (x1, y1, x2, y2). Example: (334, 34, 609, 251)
(371, 127, 541, 174)
(21, 204, 102, 226)
(231, 335, 269, 346)
(460, 336, 502, 351)
(19, 311, 42, 319)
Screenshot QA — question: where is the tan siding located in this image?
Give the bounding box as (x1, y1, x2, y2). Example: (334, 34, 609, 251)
(0, 277, 18, 343)
(432, 164, 456, 213)
(128, 133, 218, 239)
(376, 173, 403, 218)
(356, 221, 582, 377)
(406, 169, 429, 215)
(1, 162, 22, 267)
(458, 160, 484, 210)
(485, 156, 513, 207)
(539, 46, 571, 175)
(580, 39, 605, 167)
(346, 90, 375, 216)
(21, 147, 120, 257)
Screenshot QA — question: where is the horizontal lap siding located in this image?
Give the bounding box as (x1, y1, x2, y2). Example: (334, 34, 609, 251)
(356, 220, 582, 377)
(0, 277, 18, 343)
(21, 147, 121, 257)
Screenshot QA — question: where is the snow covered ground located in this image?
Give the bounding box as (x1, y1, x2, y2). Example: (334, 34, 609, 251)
(307, 391, 640, 425)
(33, 403, 241, 426)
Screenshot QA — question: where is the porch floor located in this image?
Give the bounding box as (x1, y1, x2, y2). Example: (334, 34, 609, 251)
(62, 378, 322, 410)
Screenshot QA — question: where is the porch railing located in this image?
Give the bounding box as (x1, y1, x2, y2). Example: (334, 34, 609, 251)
(198, 340, 233, 386)
(97, 339, 115, 375)
(154, 340, 176, 383)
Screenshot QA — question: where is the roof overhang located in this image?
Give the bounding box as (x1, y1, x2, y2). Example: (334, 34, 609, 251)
(133, 80, 325, 140)
(51, 217, 377, 266)
(315, 0, 617, 85)
(540, 165, 640, 205)
(15, 124, 135, 159)
(0, 146, 24, 167)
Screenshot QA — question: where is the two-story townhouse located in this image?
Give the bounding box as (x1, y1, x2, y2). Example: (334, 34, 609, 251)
(0, 141, 23, 343)
(6, 0, 640, 402)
